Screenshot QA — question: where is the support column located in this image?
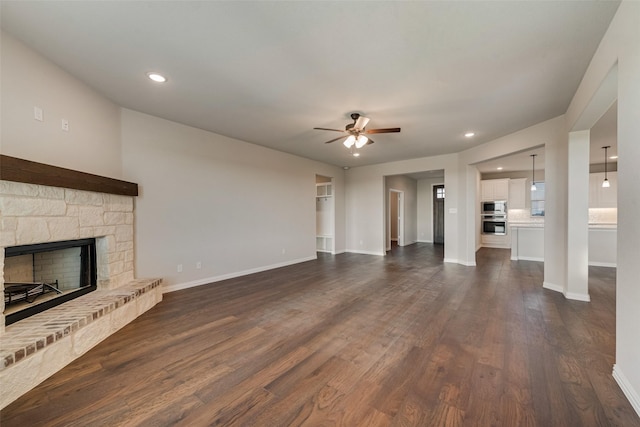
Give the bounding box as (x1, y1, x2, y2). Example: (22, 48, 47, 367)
(566, 130, 590, 301)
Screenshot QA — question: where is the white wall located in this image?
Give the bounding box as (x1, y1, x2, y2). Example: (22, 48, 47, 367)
(564, 0, 640, 414)
(417, 177, 444, 243)
(385, 175, 418, 248)
(459, 116, 566, 266)
(346, 154, 461, 260)
(121, 109, 345, 289)
(0, 31, 122, 178)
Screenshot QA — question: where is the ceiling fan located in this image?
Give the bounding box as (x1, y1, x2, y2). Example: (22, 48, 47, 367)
(314, 113, 401, 150)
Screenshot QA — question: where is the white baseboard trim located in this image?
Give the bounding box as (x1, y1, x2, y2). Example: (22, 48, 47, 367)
(565, 291, 591, 302)
(588, 261, 617, 267)
(443, 258, 476, 267)
(543, 281, 563, 293)
(345, 249, 386, 256)
(613, 364, 640, 418)
(514, 256, 544, 262)
(163, 255, 317, 293)
(332, 249, 346, 255)
(417, 239, 433, 243)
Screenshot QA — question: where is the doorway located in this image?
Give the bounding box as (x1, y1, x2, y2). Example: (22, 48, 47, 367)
(433, 185, 445, 244)
(389, 189, 404, 249)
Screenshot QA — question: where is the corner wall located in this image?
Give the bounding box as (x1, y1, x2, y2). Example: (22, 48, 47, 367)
(0, 31, 122, 179)
(121, 109, 346, 290)
(564, 0, 640, 415)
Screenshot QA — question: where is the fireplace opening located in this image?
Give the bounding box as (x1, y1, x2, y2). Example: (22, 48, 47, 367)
(3, 238, 97, 326)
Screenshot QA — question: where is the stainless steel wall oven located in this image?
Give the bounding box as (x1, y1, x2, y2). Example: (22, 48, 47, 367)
(482, 216, 507, 235)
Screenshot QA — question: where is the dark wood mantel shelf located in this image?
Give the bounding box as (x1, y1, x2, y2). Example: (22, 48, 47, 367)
(0, 155, 138, 197)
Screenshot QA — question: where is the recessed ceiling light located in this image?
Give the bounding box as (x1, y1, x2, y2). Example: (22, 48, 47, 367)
(464, 132, 475, 138)
(353, 152, 360, 157)
(609, 155, 618, 159)
(497, 167, 503, 170)
(147, 72, 167, 83)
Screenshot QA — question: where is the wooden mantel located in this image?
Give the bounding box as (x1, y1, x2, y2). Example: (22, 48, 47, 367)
(0, 155, 138, 196)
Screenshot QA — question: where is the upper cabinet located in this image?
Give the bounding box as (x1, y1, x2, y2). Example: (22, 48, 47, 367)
(481, 179, 510, 201)
(589, 172, 617, 208)
(508, 178, 527, 209)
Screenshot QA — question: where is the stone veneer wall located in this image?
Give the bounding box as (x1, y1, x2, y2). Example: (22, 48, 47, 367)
(0, 179, 163, 409)
(0, 180, 135, 335)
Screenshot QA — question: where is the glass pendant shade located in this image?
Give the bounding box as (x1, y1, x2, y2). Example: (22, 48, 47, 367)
(530, 154, 537, 191)
(343, 135, 356, 148)
(602, 146, 610, 188)
(355, 135, 368, 148)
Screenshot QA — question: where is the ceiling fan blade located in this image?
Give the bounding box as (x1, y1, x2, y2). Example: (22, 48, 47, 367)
(314, 127, 346, 133)
(364, 127, 401, 134)
(353, 116, 370, 130)
(324, 136, 347, 144)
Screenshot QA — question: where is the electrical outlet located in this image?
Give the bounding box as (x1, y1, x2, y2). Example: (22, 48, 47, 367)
(196, 261, 202, 269)
(177, 264, 183, 273)
(34, 106, 43, 121)
(281, 248, 286, 254)
(61, 119, 69, 132)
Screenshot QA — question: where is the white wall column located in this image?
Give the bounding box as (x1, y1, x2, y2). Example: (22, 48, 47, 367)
(565, 130, 590, 301)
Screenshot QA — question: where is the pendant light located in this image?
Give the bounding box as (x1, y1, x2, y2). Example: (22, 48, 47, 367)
(602, 146, 611, 188)
(530, 154, 537, 191)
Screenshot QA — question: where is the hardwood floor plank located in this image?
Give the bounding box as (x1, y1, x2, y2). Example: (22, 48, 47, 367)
(1, 245, 638, 426)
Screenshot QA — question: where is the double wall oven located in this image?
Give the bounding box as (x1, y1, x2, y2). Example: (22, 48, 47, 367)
(481, 201, 507, 235)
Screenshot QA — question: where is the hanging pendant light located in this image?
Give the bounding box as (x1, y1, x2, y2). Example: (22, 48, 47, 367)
(530, 154, 537, 191)
(602, 146, 611, 188)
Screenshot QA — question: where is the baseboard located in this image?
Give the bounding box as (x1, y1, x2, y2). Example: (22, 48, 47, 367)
(613, 364, 640, 417)
(417, 239, 433, 243)
(543, 281, 563, 293)
(346, 249, 386, 256)
(564, 291, 591, 302)
(588, 261, 616, 267)
(514, 256, 544, 262)
(333, 249, 346, 255)
(163, 255, 317, 293)
(443, 258, 476, 267)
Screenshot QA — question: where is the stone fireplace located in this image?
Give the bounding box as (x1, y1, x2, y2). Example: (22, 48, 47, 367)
(0, 155, 162, 409)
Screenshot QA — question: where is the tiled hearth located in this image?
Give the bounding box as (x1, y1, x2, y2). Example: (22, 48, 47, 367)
(0, 161, 162, 410)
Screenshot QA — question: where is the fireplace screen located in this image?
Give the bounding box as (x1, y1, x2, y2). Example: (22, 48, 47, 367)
(3, 238, 97, 325)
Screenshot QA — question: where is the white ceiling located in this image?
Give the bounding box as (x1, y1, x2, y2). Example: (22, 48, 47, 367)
(0, 1, 620, 168)
(475, 100, 617, 174)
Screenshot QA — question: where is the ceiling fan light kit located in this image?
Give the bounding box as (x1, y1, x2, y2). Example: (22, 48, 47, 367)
(314, 113, 400, 153)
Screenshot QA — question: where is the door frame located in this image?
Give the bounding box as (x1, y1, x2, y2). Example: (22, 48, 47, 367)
(388, 189, 404, 249)
(433, 184, 445, 245)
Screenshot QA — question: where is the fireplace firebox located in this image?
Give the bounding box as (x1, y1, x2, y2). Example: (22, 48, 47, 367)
(3, 238, 97, 325)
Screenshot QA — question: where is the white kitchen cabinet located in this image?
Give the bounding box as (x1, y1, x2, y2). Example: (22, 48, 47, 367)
(589, 172, 617, 208)
(481, 233, 510, 249)
(508, 178, 527, 209)
(481, 179, 509, 201)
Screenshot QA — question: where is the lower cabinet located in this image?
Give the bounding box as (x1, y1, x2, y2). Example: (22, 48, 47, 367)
(481, 234, 510, 249)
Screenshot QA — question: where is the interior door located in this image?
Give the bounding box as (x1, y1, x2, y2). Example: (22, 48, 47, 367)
(433, 185, 445, 245)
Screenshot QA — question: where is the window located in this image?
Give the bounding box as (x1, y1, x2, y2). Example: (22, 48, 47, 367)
(531, 182, 545, 216)
(436, 187, 445, 199)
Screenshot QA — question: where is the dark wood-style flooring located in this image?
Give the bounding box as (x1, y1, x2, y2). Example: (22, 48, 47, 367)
(2, 245, 639, 426)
